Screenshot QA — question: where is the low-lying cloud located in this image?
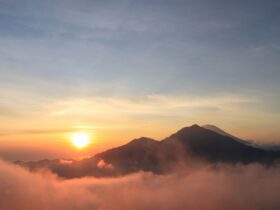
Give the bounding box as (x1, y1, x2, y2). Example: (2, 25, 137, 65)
(0, 159, 280, 210)
(97, 159, 114, 170)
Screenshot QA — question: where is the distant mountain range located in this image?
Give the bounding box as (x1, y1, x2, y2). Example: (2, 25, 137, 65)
(16, 124, 280, 178)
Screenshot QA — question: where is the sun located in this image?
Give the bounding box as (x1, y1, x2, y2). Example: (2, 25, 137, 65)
(71, 132, 90, 149)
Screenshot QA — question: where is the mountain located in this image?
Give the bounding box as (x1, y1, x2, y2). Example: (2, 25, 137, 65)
(202, 124, 261, 147)
(94, 137, 164, 175)
(202, 124, 280, 151)
(202, 124, 245, 142)
(163, 124, 279, 163)
(259, 144, 280, 151)
(16, 125, 280, 178)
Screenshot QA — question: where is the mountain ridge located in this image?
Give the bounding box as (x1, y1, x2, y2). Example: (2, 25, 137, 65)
(15, 124, 280, 178)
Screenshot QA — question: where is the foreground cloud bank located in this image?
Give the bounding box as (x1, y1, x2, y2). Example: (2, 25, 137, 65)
(0, 159, 280, 210)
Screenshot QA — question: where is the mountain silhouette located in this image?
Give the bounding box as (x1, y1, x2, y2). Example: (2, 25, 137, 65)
(163, 124, 279, 163)
(16, 124, 280, 178)
(202, 124, 280, 151)
(202, 124, 246, 142)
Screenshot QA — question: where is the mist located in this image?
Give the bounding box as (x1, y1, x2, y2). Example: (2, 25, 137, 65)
(1, 159, 280, 210)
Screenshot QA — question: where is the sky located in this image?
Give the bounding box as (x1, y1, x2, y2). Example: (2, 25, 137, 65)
(0, 0, 280, 160)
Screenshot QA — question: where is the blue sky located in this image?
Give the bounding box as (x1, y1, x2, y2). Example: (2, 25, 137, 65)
(0, 0, 280, 158)
(1, 0, 280, 95)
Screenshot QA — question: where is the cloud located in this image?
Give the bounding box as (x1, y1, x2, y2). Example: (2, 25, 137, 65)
(59, 159, 73, 165)
(1, 159, 280, 210)
(0, 105, 21, 118)
(0, 128, 73, 137)
(97, 159, 114, 170)
(48, 94, 256, 122)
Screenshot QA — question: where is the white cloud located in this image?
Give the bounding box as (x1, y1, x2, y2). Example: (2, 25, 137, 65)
(1, 159, 280, 210)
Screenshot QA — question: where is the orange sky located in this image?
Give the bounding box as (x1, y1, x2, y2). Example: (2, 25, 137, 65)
(1, 94, 280, 160)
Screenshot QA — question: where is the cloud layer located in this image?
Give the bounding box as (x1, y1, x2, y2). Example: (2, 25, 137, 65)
(1, 159, 280, 210)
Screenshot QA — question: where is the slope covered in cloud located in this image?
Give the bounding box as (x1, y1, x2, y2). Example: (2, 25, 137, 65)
(1, 159, 280, 210)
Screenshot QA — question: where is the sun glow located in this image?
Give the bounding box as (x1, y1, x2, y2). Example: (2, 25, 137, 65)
(71, 132, 90, 149)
